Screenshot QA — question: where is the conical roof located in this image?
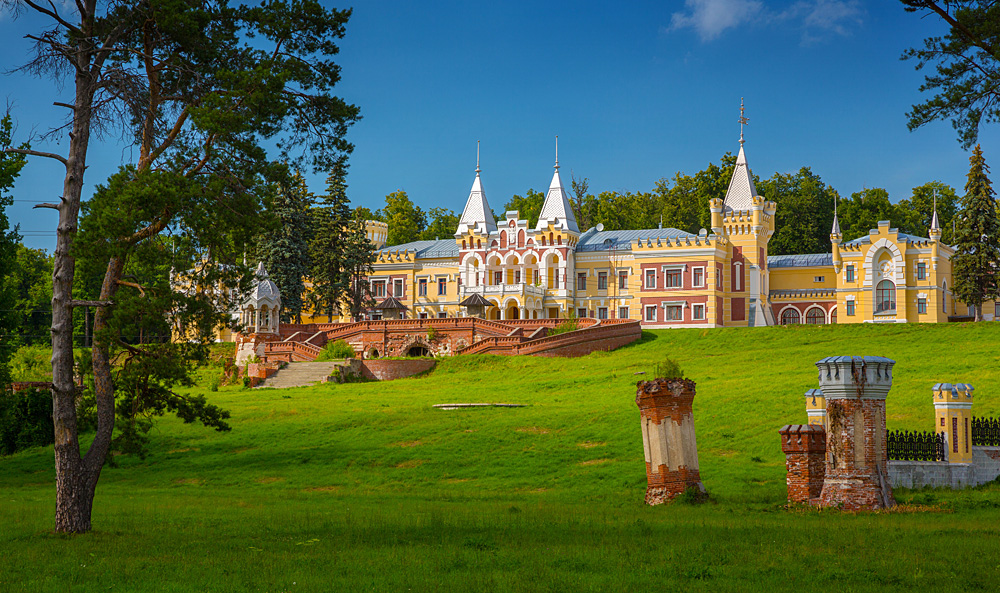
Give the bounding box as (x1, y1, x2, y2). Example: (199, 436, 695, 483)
(375, 295, 409, 310)
(831, 213, 841, 236)
(930, 209, 941, 232)
(250, 262, 281, 302)
(723, 145, 757, 213)
(455, 169, 497, 236)
(535, 165, 579, 233)
(459, 293, 492, 307)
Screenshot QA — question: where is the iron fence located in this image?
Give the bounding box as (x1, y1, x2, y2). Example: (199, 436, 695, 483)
(972, 417, 1000, 447)
(887, 429, 945, 462)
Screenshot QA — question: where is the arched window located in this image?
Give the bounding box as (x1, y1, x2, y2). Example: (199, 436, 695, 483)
(830, 308, 837, 324)
(942, 280, 948, 313)
(875, 280, 896, 313)
(477, 239, 481, 249)
(806, 307, 826, 325)
(781, 308, 801, 325)
(462, 240, 467, 249)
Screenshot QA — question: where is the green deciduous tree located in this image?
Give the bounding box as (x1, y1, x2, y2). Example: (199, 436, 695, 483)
(7, 245, 54, 347)
(0, 115, 27, 389)
(759, 167, 839, 256)
(837, 188, 899, 242)
(383, 190, 425, 246)
(3, 0, 359, 533)
(504, 190, 545, 229)
(420, 207, 459, 241)
(896, 181, 959, 243)
(258, 172, 313, 323)
(952, 145, 1000, 321)
(901, 1, 1000, 148)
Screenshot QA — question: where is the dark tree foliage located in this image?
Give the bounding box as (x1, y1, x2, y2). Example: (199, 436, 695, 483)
(837, 188, 900, 242)
(759, 167, 839, 256)
(309, 163, 355, 320)
(570, 174, 591, 231)
(2, 0, 360, 533)
(901, 1, 1000, 148)
(0, 115, 27, 388)
(952, 145, 1000, 320)
(340, 216, 376, 322)
(504, 190, 545, 229)
(420, 207, 459, 241)
(257, 172, 313, 323)
(0, 388, 54, 456)
(895, 181, 959, 243)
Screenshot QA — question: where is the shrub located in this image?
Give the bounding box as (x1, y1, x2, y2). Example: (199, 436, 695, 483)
(654, 358, 683, 379)
(315, 339, 356, 361)
(8, 345, 52, 382)
(427, 327, 438, 342)
(0, 388, 54, 455)
(549, 318, 579, 336)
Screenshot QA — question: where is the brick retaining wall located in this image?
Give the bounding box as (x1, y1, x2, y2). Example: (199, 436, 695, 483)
(360, 359, 436, 381)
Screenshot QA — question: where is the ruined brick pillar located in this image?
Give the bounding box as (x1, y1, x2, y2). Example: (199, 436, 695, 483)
(817, 356, 896, 510)
(636, 378, 705, 504)
(779, 424, 826, 505)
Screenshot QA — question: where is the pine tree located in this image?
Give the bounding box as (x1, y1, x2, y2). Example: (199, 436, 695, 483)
(952, 145, 1000, 321)
(258, 172, 313, 323)
(341, 216, 376, 321)
(309, 162, 355, 320)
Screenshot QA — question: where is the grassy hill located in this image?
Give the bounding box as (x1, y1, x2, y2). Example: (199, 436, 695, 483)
(3, 323, 1000, 592)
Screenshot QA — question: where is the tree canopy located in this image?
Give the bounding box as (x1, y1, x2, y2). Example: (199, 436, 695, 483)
(901, 1, 1000, 148)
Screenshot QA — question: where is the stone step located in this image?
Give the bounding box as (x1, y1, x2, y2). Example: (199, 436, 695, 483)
(261, 361, 338, 388)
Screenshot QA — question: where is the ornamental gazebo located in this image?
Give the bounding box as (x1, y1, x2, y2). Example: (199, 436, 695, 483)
(374, 295, 409, 320)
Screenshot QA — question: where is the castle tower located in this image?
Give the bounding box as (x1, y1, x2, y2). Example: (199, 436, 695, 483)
(805, 388, 827, 429)
(535, 137, 580, 235)
(635, 378, 706, 504)
(831, 206, 843, 274)
(933, 383, 974, 463)
(816, 356, 896, 510)
(455, 143, 497, 291)
(718, 99, 776, 326)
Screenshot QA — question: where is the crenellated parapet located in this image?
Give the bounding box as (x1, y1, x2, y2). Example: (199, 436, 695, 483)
(632, 234, 723, 251)
(375, 249, 415, 264)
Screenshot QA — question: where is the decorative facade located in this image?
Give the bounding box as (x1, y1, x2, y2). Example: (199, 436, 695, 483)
(302, 135, 997, 328)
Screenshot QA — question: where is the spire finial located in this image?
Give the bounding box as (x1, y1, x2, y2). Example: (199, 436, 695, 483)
(554, 135, 559, 170)
(739, 98, 749, 146)
(930, 187, 941, 232)
(476, 140, 480, 174)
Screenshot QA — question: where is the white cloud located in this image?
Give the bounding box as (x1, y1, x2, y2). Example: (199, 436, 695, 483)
(667, 0, 764, 42)
(667, 0, 863, 44)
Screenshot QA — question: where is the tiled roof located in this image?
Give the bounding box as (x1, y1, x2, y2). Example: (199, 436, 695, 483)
(723, 145, 757, 213)
(536, 167, 579, 233)
(767, 253, 832, 268)
(576, 227, 698, 252)
(378, 239, 459, 258)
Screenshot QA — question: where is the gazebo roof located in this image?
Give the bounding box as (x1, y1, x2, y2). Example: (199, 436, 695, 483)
(375, 295, 409, 310)
(459, 293, 492, 307)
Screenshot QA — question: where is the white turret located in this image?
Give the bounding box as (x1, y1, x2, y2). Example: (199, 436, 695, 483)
(535, 136, 579, 234)
(455, 142, 497, 236)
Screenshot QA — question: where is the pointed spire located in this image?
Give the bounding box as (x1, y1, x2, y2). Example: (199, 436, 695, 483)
(723, 144, 757, 213)
(455, 142, 497, 237)
(831, 196, 841, 236)
(535, 136, 579, 233)
(930, 188, 941, 233)
(739, 97, 749, 147)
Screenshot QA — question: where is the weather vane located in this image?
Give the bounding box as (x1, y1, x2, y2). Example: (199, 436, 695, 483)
(739, 97, 749, 146)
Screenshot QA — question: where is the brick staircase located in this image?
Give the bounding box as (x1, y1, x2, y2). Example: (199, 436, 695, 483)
(261, 361, 338, 388)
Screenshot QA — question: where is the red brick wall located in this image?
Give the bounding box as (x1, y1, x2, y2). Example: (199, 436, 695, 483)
(819, 397, 894, 510)
(779, 424, 826, 504)
(635, 378, 705, 504)
(361, 359, 436, 381)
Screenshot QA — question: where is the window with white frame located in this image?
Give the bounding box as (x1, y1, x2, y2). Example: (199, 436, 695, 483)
(618, 306, 629, 319)
(917, 261, 926, 280)
(716, 265, 722, 290)
(597, 307, 608, 320)
(372, 280, 386, 298)
(437, 277, 447, 295)
(664, 304, 683, 321)
(577, 272, 587, 291)
(645, 269, 656, 289)
(846, 300, 855, 316)
(664, 269, 682, 288)
(438, 311, 448, 318)
(393, 279, 404, 298)
(645, 305, 657, 321)
(619, 271, 628, 290)
(598, 272, 608, 290)
(418, 278, 427, 297)
(418, 312, 428, 319)
(733, 262, 743, 291)
(692, 304, 705, 320)
(917, 297, 927, 314)
(692, 267, 704, 287)
(846, 264, 855, 283)
(577, 308, 587, 318)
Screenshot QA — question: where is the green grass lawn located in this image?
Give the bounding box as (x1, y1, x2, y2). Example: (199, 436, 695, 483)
(3, 323, 1000, 592)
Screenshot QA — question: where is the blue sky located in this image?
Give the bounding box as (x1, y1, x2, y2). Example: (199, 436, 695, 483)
(3, 0, 997, 251)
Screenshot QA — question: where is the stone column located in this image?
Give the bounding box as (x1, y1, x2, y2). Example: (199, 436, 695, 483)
(933, 383, 974, 464)
(817, 356, 896, 510)
(636, 378, 705, 505)
(779, 424, 826, 505)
